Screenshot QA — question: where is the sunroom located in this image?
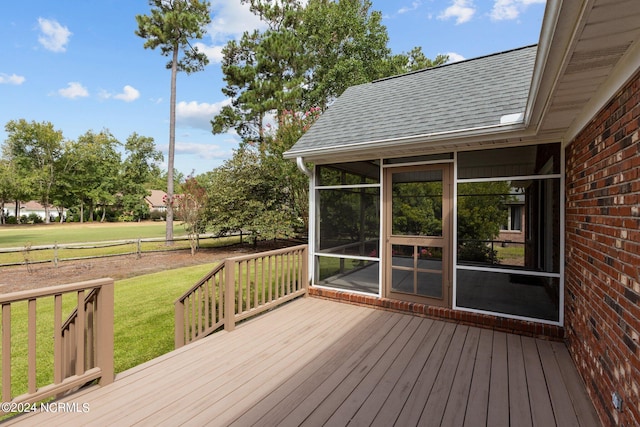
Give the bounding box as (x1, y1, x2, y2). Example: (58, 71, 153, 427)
(285, 45, 564, 326)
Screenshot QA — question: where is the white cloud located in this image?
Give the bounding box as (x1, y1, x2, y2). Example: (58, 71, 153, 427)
(58, 82, 88, 99)
(99, 85, 140, 102)
(193, 1, 267, 65)
(176, 99, 232, 130)
(193, 42, 224, 64)
(37, 18, 72, 52)
(446, 52, 466, 63)
(114, 85, 140, 102)
(174, 141, 231, 160)
(209, 0, 266, 40)
(398, 1, 421, 14)
(490, 0, 546, 21)
(439, 0, 476, 24)
(0, 73, 25, 85)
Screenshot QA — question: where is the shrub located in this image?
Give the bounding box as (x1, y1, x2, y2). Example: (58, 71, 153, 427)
(149, 210, 165, 221)
(27, 213, 44, 224)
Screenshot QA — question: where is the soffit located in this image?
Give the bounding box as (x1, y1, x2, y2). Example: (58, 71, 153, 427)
(536, 0, 640, 138)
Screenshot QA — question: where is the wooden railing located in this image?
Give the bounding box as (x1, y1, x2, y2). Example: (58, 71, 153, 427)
(1, 279, 114, 405)
(175, 244, 308, 348)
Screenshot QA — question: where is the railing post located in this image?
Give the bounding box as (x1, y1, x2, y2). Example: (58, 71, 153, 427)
(2, 303, 11, 402)
(302, 246, 309, 297)
(175, 300, 185, 349)
(224, 258, 235, 331)
(95, 280, 114, 386)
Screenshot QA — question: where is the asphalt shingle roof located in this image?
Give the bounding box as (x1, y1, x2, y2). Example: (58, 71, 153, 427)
(286, 45, 537, 157)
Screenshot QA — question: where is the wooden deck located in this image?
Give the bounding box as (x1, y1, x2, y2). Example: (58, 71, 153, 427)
(5, 298, 600, 426)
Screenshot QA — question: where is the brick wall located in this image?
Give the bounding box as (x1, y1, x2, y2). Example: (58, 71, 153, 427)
(565, 70, 640, 427)
(309, 287, 564, 340)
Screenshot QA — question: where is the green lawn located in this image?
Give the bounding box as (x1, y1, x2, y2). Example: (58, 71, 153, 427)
(0, 222, 186, 248)
(0, 262, 218, 400)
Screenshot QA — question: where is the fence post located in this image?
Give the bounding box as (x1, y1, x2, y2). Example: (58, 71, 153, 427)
(137, 239, 141, 259)
(54, 242, 58, 268)
(224, 259, 235, 332)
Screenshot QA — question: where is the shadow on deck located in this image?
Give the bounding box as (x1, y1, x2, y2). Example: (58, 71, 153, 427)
(5, 297, 600, 426)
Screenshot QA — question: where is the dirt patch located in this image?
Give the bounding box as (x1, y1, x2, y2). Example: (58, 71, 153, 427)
(0, 241, 300, 294)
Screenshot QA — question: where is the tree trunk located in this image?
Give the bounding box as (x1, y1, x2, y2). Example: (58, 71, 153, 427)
(80, 202, 84, 223)
(44, 202, 50, 224)
(14, 199, 19, 222)
(165, 45, 178, 246)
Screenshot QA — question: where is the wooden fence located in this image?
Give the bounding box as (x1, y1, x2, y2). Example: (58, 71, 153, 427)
(174, 245, 308, 348)
(0, 233, 244, 268)
(0, 279, 114, 405)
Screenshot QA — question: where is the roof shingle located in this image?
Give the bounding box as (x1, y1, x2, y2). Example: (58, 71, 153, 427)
(286, 45, 537, 157)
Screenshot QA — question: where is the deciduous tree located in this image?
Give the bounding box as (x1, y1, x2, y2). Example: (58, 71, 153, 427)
(3, 119, 65, 223)
(64, 130, 121, 222)
(120, 133, 164, 222)
(173, 175, 207, 254)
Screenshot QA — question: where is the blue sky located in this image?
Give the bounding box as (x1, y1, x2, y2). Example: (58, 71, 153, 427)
(0, 0, 546, 176)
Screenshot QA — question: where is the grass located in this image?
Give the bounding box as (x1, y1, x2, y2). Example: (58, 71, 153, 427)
(495, 244, 525, 265)
(0, 221, 186, 248)
(0, 262, 218, 400)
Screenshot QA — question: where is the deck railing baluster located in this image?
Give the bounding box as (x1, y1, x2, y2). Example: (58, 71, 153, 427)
(28, 298, 37, 394)
(174, 245, 308, 348)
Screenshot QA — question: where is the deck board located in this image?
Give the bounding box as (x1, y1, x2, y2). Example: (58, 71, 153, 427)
(419, 325, 469, 426)
(367, 320, 446, 426)
(522, 336, 556, 427)
(508, 334, 533, 427)
(488, 331, 510, 427)
(322, 316, 425, 425)
(5, 298, 601, 426)
(440, 326, 480, 427)
(347, 318, 436, 427)
(295, 314, 415, 426)
(227, 309, 390, 426)
(463, 328, 492, 426)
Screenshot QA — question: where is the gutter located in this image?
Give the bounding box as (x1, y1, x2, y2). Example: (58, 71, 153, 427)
(284, 120, 533, 161)
(296, 156, 312, 177)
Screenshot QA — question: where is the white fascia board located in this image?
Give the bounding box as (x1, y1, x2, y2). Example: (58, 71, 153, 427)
(524, 0, 564, 128)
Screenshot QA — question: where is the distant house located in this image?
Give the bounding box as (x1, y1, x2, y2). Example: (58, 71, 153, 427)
(144, 190, 168, 213)
(2, 201, 66, 222)
(285, 1, 639, 425)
